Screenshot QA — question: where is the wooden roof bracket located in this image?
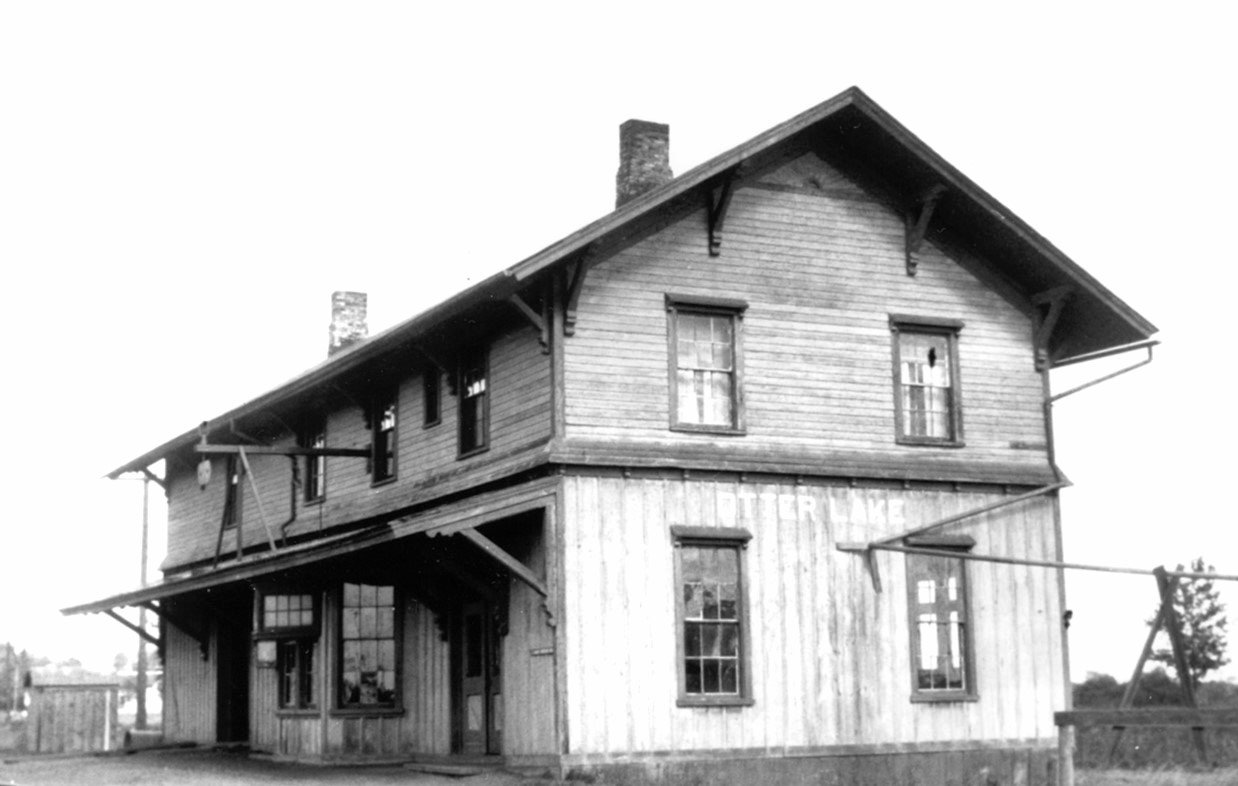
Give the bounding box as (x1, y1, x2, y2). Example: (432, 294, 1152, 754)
(562, 248, 592, 338)
(455, 527, 556, 628)
(905, 184, 948, 276)
(414, 344, 457, 395)
(140, 467, 167, 492)
(508, 293, 549, 354)
(102, 608, 159, 648)
(1032, 286, 1072, 370)
(707, 172, 738, 257)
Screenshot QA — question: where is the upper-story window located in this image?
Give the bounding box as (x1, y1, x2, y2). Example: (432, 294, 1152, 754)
(371, 393, 397, 484)
(222, 454, 242, 529)
(458, 351, 489, 457)
(890, 316, 964, 446)
(300, 418, 326, 503)
(666, 295, 747, 434)
(423, 368, 441, 428)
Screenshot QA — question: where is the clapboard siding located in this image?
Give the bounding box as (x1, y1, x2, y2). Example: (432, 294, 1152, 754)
(163, 622, 216, 744)
(562, 155, 1048, 481)
(164, 326, 552, 569)
(560, 475, 1064, 757)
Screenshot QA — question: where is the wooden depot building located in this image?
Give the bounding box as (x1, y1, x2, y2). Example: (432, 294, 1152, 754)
(66, 87, 1156, 784)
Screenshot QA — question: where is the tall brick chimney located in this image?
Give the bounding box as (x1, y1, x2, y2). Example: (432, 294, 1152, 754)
(328, 291, 368, 356)
(616, 119, 672, 208)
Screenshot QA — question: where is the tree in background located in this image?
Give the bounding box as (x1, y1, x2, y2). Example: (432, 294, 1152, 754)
(1149, 557, 1229, 687)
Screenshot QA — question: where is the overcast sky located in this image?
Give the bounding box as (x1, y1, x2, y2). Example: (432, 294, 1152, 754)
(2, 2, 1234, 684)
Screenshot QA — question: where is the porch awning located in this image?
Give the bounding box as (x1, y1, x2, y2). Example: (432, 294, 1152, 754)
(63, 479, 557, 616)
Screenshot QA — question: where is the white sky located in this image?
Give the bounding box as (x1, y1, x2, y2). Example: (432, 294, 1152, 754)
(1, 2, 1234, 684)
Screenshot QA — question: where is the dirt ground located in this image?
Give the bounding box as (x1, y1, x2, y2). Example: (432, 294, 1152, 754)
(0, 747, 537, 786)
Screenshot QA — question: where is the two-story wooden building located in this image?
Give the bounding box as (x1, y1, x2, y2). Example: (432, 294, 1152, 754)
(67, 87, 1155, 785)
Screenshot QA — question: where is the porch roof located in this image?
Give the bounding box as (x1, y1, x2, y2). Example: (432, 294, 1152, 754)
(63, 480, 556, 616)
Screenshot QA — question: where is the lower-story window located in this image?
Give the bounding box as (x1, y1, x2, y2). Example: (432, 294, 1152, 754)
(278, 639, 316, 709)
(339, 583, 399, 708)
(905, 535, 976, 701)
(672, 525, 753, 707)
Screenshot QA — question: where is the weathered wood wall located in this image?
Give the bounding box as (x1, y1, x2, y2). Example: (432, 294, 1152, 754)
(560, 475, 1065, 758)
(561, 154, 1050, 485)
(24, 684, 120, 753)
(250, 594, 453, 760)
(162, 621, 216, 744)
(491, 516, 558, 758)
(164, 325, 552, 569)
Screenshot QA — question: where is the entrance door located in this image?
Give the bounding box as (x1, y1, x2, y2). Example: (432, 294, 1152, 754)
(215, 619, 250, 743)
(458, 602, 502, 755)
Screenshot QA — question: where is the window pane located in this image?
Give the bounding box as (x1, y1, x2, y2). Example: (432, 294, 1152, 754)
(701, 624, 719, 657)
(720, 661, 739, 694)
(684, 623, 701, 657)
(685, 660, 702, 694)
(684, 582, 703, 619)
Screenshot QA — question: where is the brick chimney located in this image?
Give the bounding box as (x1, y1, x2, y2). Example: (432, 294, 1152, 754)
(616, 119, 672, 208)
(328, 291, 368, 356)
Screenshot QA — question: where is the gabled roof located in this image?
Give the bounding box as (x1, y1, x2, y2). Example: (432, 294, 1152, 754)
(108, 86, 1155, 478)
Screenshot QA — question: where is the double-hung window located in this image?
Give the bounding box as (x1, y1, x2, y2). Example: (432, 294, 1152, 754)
(257, 591, 320, 711)
(339, 583, 398, 709)
(667, 296, 746, 434)
(672, 526, 753, 706)
(890, 315, 964, 445)
(222, 455, 242, 529)
(300, 418, 326, 503)
(370, 393, 397, 484)
(905, 535, 976, 701)
(458, 351, 489, 457)
(423, 368, 441, 428)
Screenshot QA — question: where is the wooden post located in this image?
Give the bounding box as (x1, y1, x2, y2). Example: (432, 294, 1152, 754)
(1155, 566, 1210, 765)
(136, 476, 149, 731)
(1058, 724, 1075, 786)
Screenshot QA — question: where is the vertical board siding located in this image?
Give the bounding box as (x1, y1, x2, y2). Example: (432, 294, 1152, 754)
(499, 523, 558, 757)
(561, 475, 1064, 757)
(405, 598, 452, 756)
(563, 155, 1048, 473)
(164, 327, 552, 569)
(26, 686, 119, 753)
(163, 622, 216, 744)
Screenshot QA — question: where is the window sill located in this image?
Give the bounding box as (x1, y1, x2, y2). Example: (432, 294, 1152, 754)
(457, 445, 489, 460)
(910, 692, 978, 704)
(303, 497, 325, 507)
(676, 696, 755, 709)
(330, 706, 405, 719)
(670, 424, 747, 437)
(370, 476, 398, 489)
(276, 708, 320, 718)
(896, 437, 965, 449)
